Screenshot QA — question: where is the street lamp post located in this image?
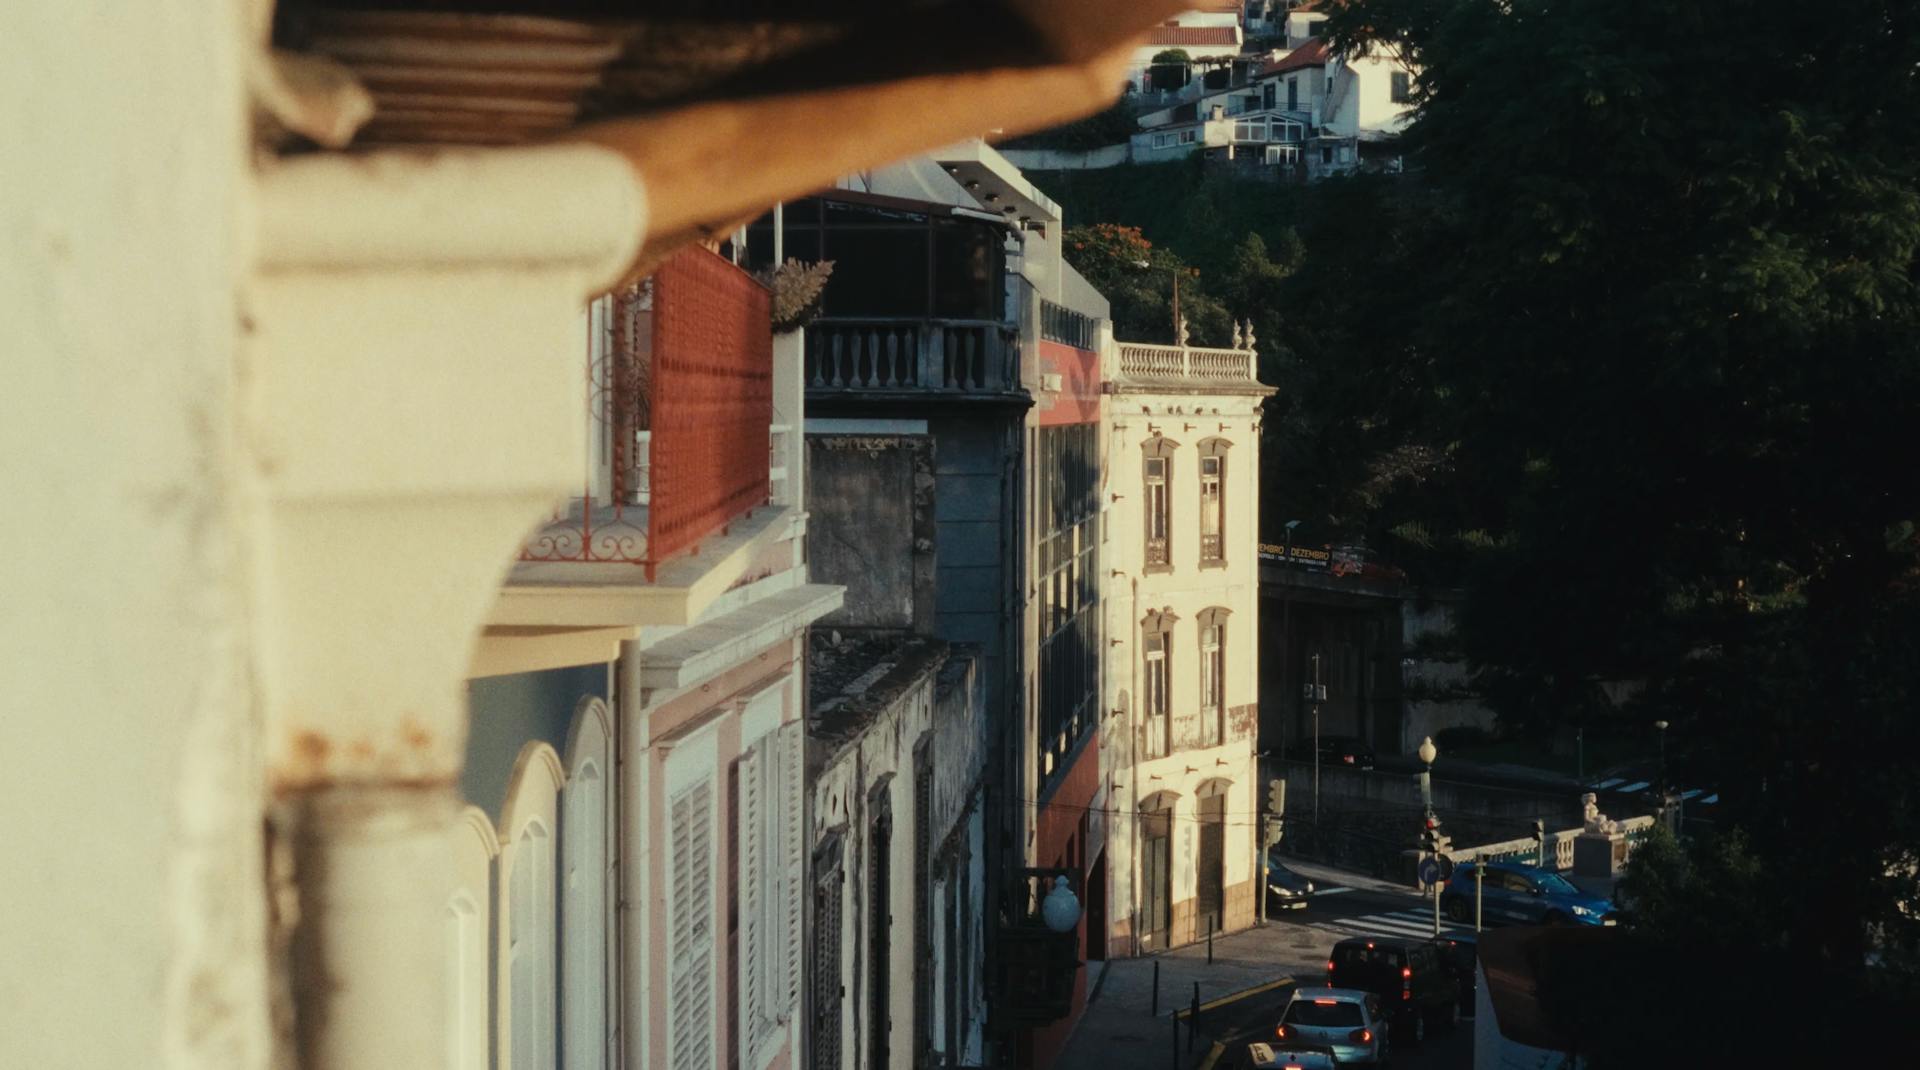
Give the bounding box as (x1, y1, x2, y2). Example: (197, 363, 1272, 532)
(1279, 519, 1300, 763)
(1654, 719, 1675, 832)
(1654, 719, 1669, 793)
(1419, 736, 1440, 936)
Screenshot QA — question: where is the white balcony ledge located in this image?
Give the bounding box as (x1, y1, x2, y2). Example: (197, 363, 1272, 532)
(636, 583, 845, 693)
(487, 504, 799, 630)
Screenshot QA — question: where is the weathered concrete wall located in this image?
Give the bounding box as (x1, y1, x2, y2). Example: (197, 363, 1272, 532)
(807, 434, 936, 631)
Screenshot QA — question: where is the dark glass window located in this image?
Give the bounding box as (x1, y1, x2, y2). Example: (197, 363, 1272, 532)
(1283, 1001, 1364, 1027)
(1037, 422, 1100, 786)
(822, 226, 928, 317)
(932, 218, 996, 319)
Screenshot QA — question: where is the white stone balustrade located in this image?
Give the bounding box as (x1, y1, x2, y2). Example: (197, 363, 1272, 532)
(1116, 340, 1257, 384)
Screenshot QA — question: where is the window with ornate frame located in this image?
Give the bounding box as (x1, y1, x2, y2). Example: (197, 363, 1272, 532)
(1143, 436, 1179, 572)
(1198, 438, 1230, 566)
(1141, 609, 1176, 758)
(1197, 607, 1231, 748)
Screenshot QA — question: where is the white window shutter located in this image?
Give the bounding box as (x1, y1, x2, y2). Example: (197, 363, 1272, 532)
(670, 781, 714, 1070)
(780, 721, 806, 1013)
(738, 749, 765, 1060)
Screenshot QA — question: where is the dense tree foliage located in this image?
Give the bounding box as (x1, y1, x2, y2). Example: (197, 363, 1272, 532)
(1055, 0, 1920, 1034)
(1304, 0, 1920, 1043)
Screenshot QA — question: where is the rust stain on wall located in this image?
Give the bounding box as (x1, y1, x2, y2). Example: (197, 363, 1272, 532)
(1228, 702, 1258, 740)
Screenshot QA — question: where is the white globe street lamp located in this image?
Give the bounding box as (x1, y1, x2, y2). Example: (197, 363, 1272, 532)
(1042, 876, 1082, 934)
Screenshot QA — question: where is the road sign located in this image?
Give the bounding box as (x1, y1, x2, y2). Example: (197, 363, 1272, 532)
(1418, 857, 1441, 887)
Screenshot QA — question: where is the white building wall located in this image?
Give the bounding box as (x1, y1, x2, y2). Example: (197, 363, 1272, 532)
(1325, 54, 1416, 139)
(1100, 383, 1268, 954)
(3, 4, 267, 1067)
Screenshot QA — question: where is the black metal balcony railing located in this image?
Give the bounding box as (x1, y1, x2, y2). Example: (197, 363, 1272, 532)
(1200, 533, 1223, 561)
(1146, 537, 1170, 567)
(806, 318, 1018, 394)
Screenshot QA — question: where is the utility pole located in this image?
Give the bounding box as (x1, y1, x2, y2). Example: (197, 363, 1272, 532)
(1306, 653, 1325, 831)
(1278, 519, 1299, 764)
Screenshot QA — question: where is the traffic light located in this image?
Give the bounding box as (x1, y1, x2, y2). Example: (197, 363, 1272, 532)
(1268, 779, 1286, 814)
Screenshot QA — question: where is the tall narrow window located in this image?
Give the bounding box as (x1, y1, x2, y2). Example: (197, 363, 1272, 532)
(1145, 458, 1168, 565)
(1198, 439, 1231, 566)
(1143, 437, 1179, 572)
(1142, 611, 1176, 758)
(1199, 456, 1224, 564)
(1197, 607, 1231, 748)
(669, 780, 716, 1070)
(1391, 70, 1414, 104)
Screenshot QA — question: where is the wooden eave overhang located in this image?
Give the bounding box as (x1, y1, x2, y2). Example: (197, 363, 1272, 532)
(270, 0, 1192, 274)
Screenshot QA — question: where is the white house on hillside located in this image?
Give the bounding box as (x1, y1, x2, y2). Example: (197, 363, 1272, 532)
(1126, 18, 1247, 96)
(1250, 37, 1417, 178)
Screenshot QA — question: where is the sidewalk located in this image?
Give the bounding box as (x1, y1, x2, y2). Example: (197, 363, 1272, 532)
(1054, 921, 1338, 1070)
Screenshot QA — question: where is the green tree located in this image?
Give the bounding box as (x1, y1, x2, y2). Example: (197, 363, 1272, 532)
(1302, 0, 1920, 1013)
(1062, 223, 1233, 346)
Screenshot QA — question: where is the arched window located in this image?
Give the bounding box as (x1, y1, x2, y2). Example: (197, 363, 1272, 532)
(499, 743, 566, 1070)
(1141, 436, 1180, 572)
(1197, 439, 1232, 566)
(1141, 609, 1178, 759)
(1196, 607, 1232, 748)
(449, 807, 499, 1070)
(562, 698, 614, 1070)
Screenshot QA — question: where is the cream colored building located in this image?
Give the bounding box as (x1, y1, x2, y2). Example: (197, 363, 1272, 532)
(1099, 333, 1275, 955)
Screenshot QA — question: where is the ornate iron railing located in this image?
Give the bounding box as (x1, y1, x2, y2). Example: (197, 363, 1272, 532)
(806, 318, 1018, 394)
(1145, 536, 1169, 567)
(517, 248, 772, 578)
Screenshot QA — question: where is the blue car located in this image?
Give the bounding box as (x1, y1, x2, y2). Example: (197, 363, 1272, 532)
(1439, 860, 1617, 927)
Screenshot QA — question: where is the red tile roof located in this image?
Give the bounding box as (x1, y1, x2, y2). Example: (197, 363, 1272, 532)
(1259, 37, 1329, 76)
(1146, 25, 1241, 49)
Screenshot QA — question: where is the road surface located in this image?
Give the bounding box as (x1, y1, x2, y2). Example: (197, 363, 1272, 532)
(1185, 883, 1478, 1070)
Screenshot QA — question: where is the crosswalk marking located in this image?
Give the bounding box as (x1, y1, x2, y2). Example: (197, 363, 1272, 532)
(1679, 788, 1703, 800)
(1590, 777, 1626, 790)
(1617, 780, 1651, 793)
(1305, 908, 1477, 941)
(1308, 886, 1356, 898)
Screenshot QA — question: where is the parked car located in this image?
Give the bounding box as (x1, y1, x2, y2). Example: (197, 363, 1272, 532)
(1280, 734, 1376, 770)
(1245, 1042, 1338, 1070)
(1325, 937, 1460, 1045)
(1428, 933, 1477, 1016)
(1439, 860, 1618, 927)
(1274, 989, 1390, 1065)
(1265, 849, 1315, 910)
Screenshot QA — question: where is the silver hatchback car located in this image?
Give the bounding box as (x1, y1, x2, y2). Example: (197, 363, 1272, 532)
(1274, 988, 1391, 1066)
